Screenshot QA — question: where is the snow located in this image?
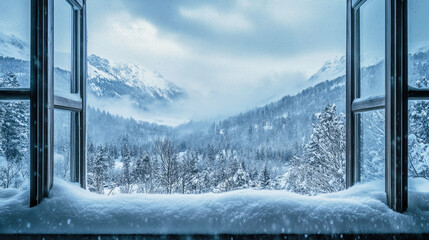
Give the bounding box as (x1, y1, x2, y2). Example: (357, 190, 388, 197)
(0, 32, 29, 61)
(352, 95, 384, 104)
(87, 64, 115, 81)
(87, 54, 181, 100)
(308, 56, 346, 84)
(54, 89, 82, 102)
(263, 123, 273, 130)
(1, 178, 428, 234)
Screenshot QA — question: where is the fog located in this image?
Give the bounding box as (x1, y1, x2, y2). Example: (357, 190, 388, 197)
(86, 0, 347, 124)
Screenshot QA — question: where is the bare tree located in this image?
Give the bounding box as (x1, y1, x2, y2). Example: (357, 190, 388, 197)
(154, 137, 178, 194)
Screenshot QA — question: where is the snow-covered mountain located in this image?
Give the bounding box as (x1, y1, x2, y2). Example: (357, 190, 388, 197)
(87, 54, 185, 110)
(0, 32, 29, 61)
(0, 32, 186, 111)
(308, 56, 346, 84)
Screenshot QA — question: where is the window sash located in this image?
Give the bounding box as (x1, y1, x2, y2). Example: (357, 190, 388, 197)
(0, 0, 87, 207)
(53, 0, 87, 188)
(347, 0, 426, 213)
(0, 89, 31, 100)
(346, 0, 387, 187)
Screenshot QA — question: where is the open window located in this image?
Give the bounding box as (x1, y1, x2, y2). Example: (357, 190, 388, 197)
(347, 0, 429, 212)
(346, 0, 386, 187)
(0, 1, 31, 194)
(0, 0, 87, 207)
(53, 0, 87, 187)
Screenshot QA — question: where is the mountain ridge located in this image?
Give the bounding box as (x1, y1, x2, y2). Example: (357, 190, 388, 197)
(87, 54, 186, 111)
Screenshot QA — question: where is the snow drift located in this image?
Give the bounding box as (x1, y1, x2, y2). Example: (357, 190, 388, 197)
(0, 178, 428, 234)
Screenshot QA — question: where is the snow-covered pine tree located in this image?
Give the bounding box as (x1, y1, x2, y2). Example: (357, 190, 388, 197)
(86, 140, 97, 192)
(248, 167, 259, 188)
(180, 150, 199, 193)
(93, 145, 108, 194)
(133, 153, 152, 193)
(285, 103, 346, 195)
(259, 163, 271, 189)
(232, 160, 250, 190)
(109, 144, 119, 159)
(120, 136, 134, 193)
(0, 72, 29, 189)
(197, 169, 211, 193)
(409, 77, 429, 179)
(214, 151, 229, 192)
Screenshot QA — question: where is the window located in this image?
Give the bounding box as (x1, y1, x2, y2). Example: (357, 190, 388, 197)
(347, 0, 386, 187)
(347, 0, 429, 212)
(407, 1, 429, 191)
(0, 0, 87, 207)
(1, 0, 429, 236)
(0, 0, 31, 194)
(53, 0, 86, 186)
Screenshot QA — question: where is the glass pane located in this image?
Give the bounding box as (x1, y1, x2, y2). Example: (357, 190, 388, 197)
(54, 109, 72, 181)
(359, 0, 385, 98)
(358, 110, 385, 182)
(0, 0, 30, 88)
(0, 101, 30, 190)
(408, 1, 429, 89)
(409, 100, 429, 182)
(54, 0, 73, 96)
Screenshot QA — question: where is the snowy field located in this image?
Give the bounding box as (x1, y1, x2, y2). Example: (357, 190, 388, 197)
(0, 178, 428, 234)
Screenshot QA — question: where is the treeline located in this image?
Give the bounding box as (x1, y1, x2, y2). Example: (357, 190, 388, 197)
(86, 137, 274, 195)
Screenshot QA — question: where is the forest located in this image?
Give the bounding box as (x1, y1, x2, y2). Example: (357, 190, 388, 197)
(1, 56, 428, 196)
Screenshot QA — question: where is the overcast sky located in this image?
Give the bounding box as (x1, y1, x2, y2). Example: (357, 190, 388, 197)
(87, 0, 348, 123)
(2, 1, 429, 124)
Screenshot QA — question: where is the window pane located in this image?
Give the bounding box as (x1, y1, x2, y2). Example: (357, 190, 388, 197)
(409, 100, 429, 181)
(408, 1, 429, 89)
(0, 0, 30, 88)
(358, 110, 385, 182)
(0, 101, 30, 190)
(54, 109, 72, 181)
(359, 0, 385, 98)
(54, 0, 72, 96)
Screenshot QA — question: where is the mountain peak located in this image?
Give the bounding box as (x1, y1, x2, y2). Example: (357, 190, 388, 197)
(308, 56, 346, 84)
(88, 54, 111, 67)
(87, 53, 185, 110)
(0, 32, 29, 61)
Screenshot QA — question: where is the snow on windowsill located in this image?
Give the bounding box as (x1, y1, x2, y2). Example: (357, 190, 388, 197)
(0, 178, 428, 234)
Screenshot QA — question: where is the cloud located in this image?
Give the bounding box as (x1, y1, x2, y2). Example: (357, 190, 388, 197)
(95, 12, 186, 57)
(87, 0, 346, 122)
(0, 0, 30, 41)
(179, 5, 252, 32)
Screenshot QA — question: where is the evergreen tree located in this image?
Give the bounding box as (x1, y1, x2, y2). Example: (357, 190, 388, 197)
(259, 163, 271, 189)
(120, 136, 134, 193)
(93, 145, 108, 194)
(180, 151, 199, 193)
(232, 160, 250, 190)
(409, 77, 429, 179)
(285, 103, 346, 195)
(109, 144, 119, 159)
(0, 72, 29, 189)
(133, 154, 152, 193)
(86, 140, 97, 192)
(214, 151, 229, 192)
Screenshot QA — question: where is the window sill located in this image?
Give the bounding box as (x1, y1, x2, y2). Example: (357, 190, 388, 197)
(0, 179, 428, 234)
